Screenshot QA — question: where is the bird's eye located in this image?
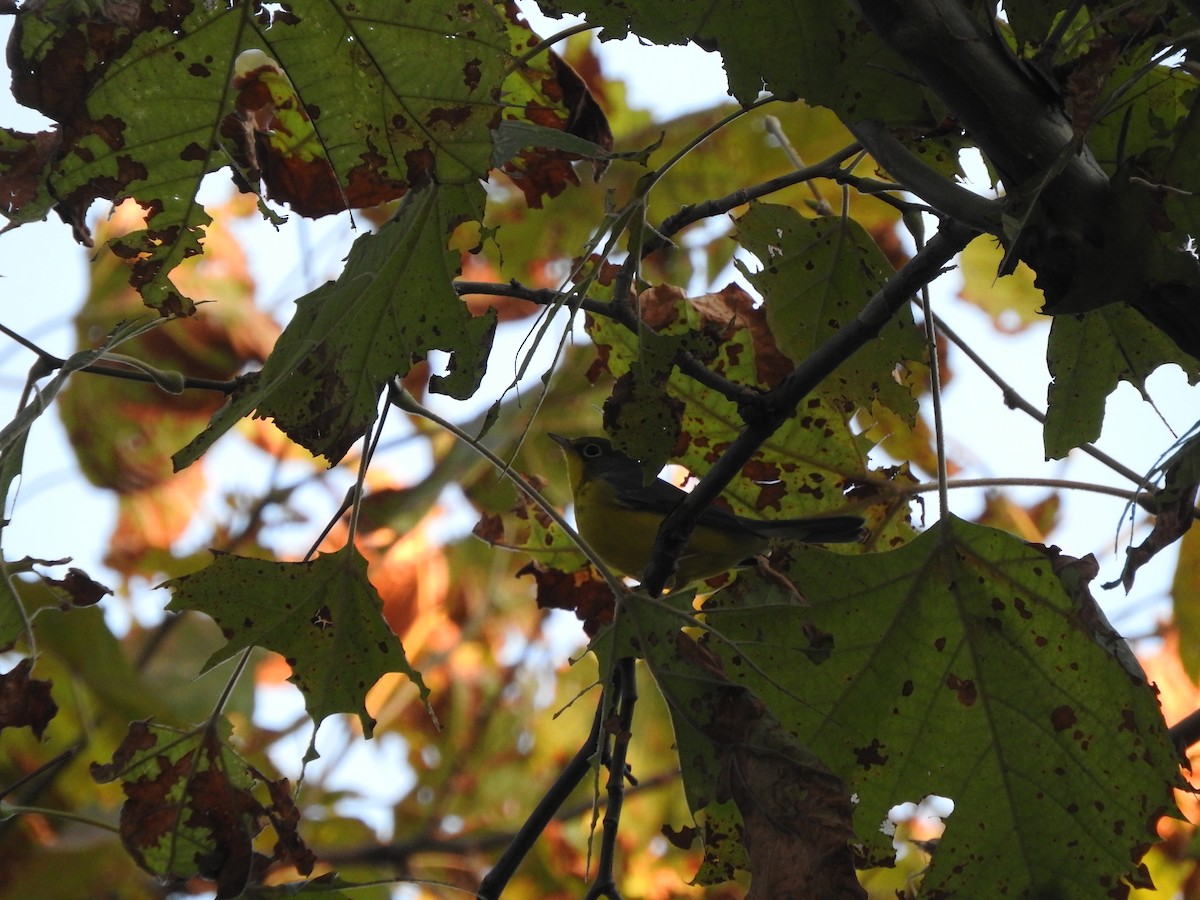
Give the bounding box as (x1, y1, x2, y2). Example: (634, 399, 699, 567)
(582, 442, 603, 458)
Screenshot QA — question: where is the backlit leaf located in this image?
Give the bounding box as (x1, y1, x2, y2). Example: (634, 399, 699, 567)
(174, 183, 497, 467)
(1045, 304, 1200, 459)
(536, 0, 930, 122)
(703, 516, 1180, 897)
(164, 545, 424, 736)
(7, 0, 511, 310)
(91, 720, 314, 898)
(735, 202, 924, 423)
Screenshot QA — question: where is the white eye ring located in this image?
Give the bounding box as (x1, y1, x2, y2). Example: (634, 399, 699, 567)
(583, 443, 603, 458)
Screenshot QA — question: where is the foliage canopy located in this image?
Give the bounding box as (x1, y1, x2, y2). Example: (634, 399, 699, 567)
(3, 1, 1200, 898)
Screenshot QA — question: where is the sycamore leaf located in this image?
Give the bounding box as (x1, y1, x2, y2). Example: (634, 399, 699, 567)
(535, 0, 930, 123)
(586, 279, 910, 548)
(735, 202, 924, 424)
(492, 5, 615, 207)
(699, 516, 1180, 897)
(91, 720, 315, 899)
(492, 119, 615, 167)
(1045, 305, 1200, 459)
(174, 183, 497, 467)
(164, 545, 424, 736)
(0, 126, 58, 230)
(6, 0, 511, 310)
(957, 235, 1044, 329)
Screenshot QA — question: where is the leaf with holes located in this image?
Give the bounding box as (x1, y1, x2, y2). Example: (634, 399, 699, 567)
(1045, 304, 1200, 458)
(701, 516, 1181, 898)
(735, 202, 924, 424)
(164, 545, 424, 737)
(91, 719, 315, 899)
(174, 182, 496, 467)
(5, 0, 511, 310)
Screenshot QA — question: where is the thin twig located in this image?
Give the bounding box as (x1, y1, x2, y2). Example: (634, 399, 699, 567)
(477, 699, 606, 899)
(763, 115, 833, 214)
(913, 218, 950, 518)
(644, 143, 863, 257)
(455, 281, 763, 411)
(0, 323, 242, 394)
(510, 21, 595, 67)
(929, 312, 1147, 486)
(900, 476, 1158, 509)
(584, 657, 636, 900)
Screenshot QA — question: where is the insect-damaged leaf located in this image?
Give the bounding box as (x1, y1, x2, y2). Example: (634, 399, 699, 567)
(535, 0, 930, 122)
(174, 183, 497, 467)
(1045, 304, 1200, 459)
(0, 657, 57, 739)
(699, 516, 1181, 898)
(163, 545, 425, 737)
(735, 202, 924, 424)
(91, 720, 315, 899)
(5, 0, 510, 310)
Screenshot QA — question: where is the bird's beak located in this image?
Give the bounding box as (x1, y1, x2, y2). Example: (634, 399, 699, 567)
(548, 433, 572, 452)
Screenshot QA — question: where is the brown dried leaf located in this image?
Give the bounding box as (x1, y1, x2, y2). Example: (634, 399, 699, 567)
(39, 567, 112, 607)
(0, 658, 57, 739)
(518, 560, 615, 635)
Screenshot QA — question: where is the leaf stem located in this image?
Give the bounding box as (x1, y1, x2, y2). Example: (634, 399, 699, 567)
(510, 21, 596, 68)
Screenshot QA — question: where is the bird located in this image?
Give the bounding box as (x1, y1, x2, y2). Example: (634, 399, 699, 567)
(550, 433, 864, 586)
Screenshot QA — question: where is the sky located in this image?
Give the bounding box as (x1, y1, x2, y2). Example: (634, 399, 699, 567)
(1, 1, 1199, 851)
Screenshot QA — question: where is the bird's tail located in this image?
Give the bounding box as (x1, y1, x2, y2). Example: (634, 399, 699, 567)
(754, 515, 866, 544)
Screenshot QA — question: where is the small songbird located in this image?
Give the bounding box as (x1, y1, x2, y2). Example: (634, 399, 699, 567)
(550, 434, 864, 586)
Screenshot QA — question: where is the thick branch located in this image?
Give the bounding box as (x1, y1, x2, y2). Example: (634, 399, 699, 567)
(846, 120, 1000, 233)
(854, 0, 1110, 232)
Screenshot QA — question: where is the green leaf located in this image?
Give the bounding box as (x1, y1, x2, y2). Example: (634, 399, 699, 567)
(1045, 304, 1200, 458)
(735, 202, 924, 423)
(957, 234, 1044, 328)
(0, 429, 30, 653)
(1174, 527, 1200, 681)
(8, 0, 510, 310)
(174, 183, 497, 467)
(164, 545, 425, 736)
(491, 120, 616, 167)
(536, 0, 930, 122)
(585, 284, 897, 540)
(702, 516, 1179, 897)
(1003, 2, 1072, 47)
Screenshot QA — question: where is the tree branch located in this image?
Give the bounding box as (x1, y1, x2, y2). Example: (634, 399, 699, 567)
(642, 142, 864, 256)
(476, 697, 605, 899)
(584, 656, 637, 900)
(639, 219, 979, 594)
